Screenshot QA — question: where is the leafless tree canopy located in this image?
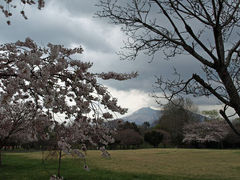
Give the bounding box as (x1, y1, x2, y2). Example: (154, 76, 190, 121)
(97, 0, 240, 135)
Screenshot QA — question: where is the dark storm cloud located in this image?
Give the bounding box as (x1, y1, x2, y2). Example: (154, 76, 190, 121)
(50, 0, 99, 17)
(0, 0, 114, 53)
(95, 51, 203, 91)
(0, 0, 221, 108)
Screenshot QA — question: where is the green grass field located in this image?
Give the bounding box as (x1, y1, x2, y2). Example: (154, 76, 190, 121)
(0, 148, 240, 180)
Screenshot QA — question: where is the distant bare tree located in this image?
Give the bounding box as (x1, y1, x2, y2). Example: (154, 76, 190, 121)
(144, 130, 163, 147)
(156, 98, 200, 145)
(97, 0, 240, 136)
(114, 129, 143, 148)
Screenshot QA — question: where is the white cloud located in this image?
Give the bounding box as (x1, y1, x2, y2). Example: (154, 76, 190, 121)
(107, 87, 158, 116)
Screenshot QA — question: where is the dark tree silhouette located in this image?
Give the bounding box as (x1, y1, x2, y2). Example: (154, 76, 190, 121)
(144, 130, 163, 148)
(115, 129, 143, 148)
(97, 0, 240, 136)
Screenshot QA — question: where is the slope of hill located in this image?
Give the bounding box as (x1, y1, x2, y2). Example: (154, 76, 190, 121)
(121, 107, 205, 126)
(122, 107, 163, 125)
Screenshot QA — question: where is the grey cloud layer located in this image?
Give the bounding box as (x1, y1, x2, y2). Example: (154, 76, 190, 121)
(0, 0, 219, 107)
(0, 0, 113, 52)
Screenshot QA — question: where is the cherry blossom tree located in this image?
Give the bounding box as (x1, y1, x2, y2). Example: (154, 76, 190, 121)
(0, 38, 137, 178)
(183, 120, 229, 147)
(0, 37, 136, 121)
(0, 101, 51, 165)
(0, 1, 136, 178)
(42, 117, 115, 177)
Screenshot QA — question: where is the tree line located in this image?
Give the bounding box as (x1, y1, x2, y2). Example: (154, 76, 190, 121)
(107, 99, 240, 149)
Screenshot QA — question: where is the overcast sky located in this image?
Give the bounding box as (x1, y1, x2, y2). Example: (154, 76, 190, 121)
(0, 0, 225, 116)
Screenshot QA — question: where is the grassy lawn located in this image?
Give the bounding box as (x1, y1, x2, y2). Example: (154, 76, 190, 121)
(0, 148, 240, 180)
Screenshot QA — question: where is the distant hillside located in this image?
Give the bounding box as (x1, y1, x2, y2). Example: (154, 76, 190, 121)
(121, 107, 205, 126)
(122, 107, 163, 125)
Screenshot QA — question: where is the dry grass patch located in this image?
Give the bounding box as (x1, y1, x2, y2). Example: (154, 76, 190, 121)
(86, 148, 240, 180)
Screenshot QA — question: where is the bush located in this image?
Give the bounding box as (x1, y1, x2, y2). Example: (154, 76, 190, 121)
(144, 130, 163, 148)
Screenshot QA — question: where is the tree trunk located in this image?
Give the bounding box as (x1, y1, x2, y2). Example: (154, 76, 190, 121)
(217, 67, 240, 116)
(0, 144, 3, 166)
(0, 149, 2, 166)
(57, 150, 62, 178)
(217, 66, 240, 137)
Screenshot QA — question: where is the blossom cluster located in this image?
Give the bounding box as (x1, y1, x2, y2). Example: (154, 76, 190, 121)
(183, 120, 229, 143)
(0, 38, 133, 121)
(50, 175, 64, 180)
(0, 38, 136, 173)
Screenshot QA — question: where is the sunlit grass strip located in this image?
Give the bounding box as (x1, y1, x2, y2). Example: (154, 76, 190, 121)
(86, 149, 240, 179)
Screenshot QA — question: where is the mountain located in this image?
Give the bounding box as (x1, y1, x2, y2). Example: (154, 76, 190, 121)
(121, 107, 205, 126)
(122, 107, 163, 125)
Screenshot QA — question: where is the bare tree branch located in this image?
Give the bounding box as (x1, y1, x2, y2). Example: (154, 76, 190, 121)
(97, 0, 240, 136)
(220, 109, 240, 136)
(226, 40, 240, 66)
